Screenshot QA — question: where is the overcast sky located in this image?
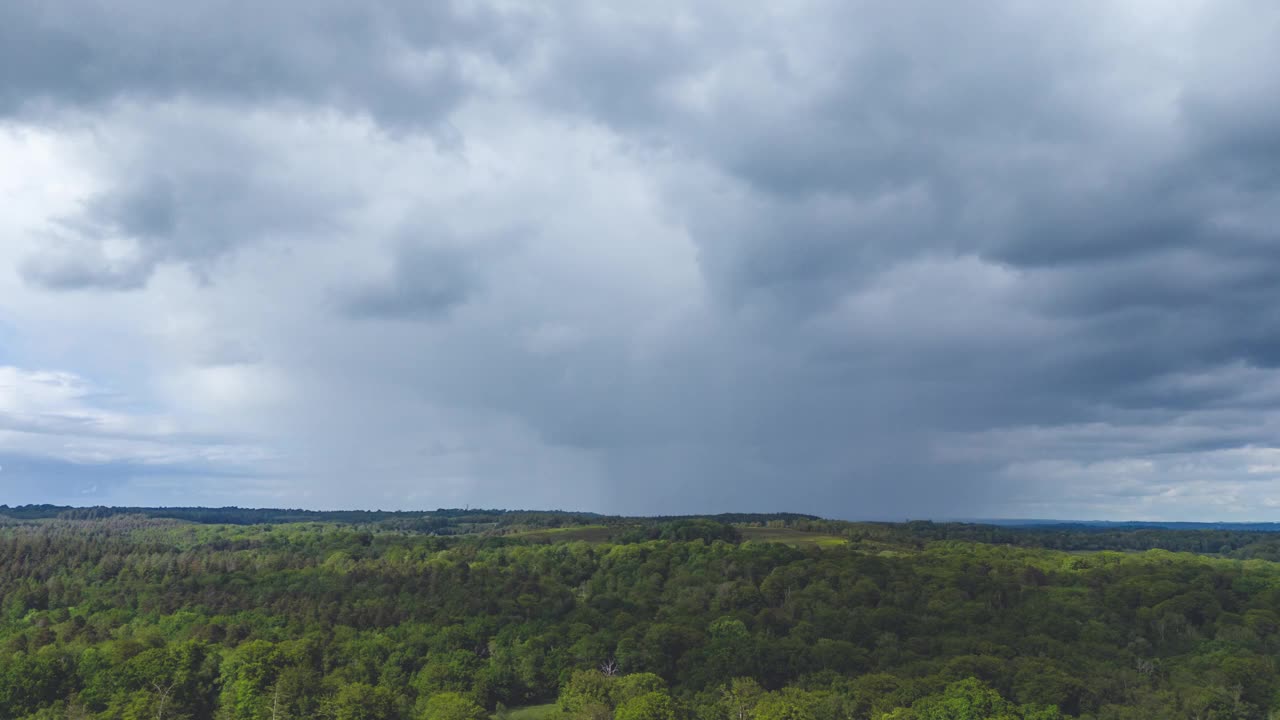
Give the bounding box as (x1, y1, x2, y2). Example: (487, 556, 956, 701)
(2, 1, 1279, 519)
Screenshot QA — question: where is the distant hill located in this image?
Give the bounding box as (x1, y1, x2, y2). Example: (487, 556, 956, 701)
(0, 504, 819, 528)
(0, 504, 597, 525)
(974, 518, 1280, 532)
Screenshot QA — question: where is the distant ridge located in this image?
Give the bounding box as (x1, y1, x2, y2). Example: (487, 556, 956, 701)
(2, 505, 1271, 530)
(0, 504, 820, 526)
(970, 518, 1280, 532)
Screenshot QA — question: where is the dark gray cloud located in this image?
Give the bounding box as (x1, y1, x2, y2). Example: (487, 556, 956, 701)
(19, 240, 153, 290)
(343, 242, 482, 321)
(4, 0, 1280, 518)
(0, 0, 531, 127)
(18, 105, 356, 289)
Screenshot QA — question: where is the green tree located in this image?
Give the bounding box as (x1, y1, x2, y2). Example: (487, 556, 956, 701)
(750, 689, 819, 720)
(615, 691, 677, 720)
(419, 692, 487, 720)
(613, 674, 667, 705)
(330, 683, 397, 720)
(881, 678, 1063, 720)
(559, 670, 615, 714)
(721, 678, 764, 720)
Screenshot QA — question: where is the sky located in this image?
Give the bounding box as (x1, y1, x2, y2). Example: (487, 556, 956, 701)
(2, 1, 1280, 520)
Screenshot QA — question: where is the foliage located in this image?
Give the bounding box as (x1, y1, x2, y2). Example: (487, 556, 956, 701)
(879, 678, 1063, 720)
(420, 691, 488, 720)
(3, 514, 1280, 718)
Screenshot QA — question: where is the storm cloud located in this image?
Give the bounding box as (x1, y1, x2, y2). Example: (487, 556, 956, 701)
(2, 0, 1280, 519)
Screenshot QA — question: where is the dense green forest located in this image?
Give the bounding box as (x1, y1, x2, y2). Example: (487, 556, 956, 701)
(3, 510, 1280, 719)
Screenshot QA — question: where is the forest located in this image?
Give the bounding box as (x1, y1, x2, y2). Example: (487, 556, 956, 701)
(2, 508, 1280, 719)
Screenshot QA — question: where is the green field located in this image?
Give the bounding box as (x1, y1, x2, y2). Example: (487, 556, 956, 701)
(506, 524, 613, 543)
(739, 526, 848, 547)
(496, 703, 560, 720)
(506, 524, 848, 548)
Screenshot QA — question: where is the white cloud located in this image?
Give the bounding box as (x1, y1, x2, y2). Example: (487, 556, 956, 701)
(0, 365, 264, 469)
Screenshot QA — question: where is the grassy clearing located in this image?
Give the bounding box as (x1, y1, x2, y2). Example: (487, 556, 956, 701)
(507, 525, 613, 543)
(496, 703, 561, 720)
(507, 524, 850, 548)
(740, 527, 848, 548)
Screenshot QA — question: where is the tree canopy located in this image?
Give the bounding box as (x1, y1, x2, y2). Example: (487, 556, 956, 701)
(2, 513, 1280, 718)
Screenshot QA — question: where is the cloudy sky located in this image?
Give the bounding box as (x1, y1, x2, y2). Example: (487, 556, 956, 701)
(2, 1, 1279, 520)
